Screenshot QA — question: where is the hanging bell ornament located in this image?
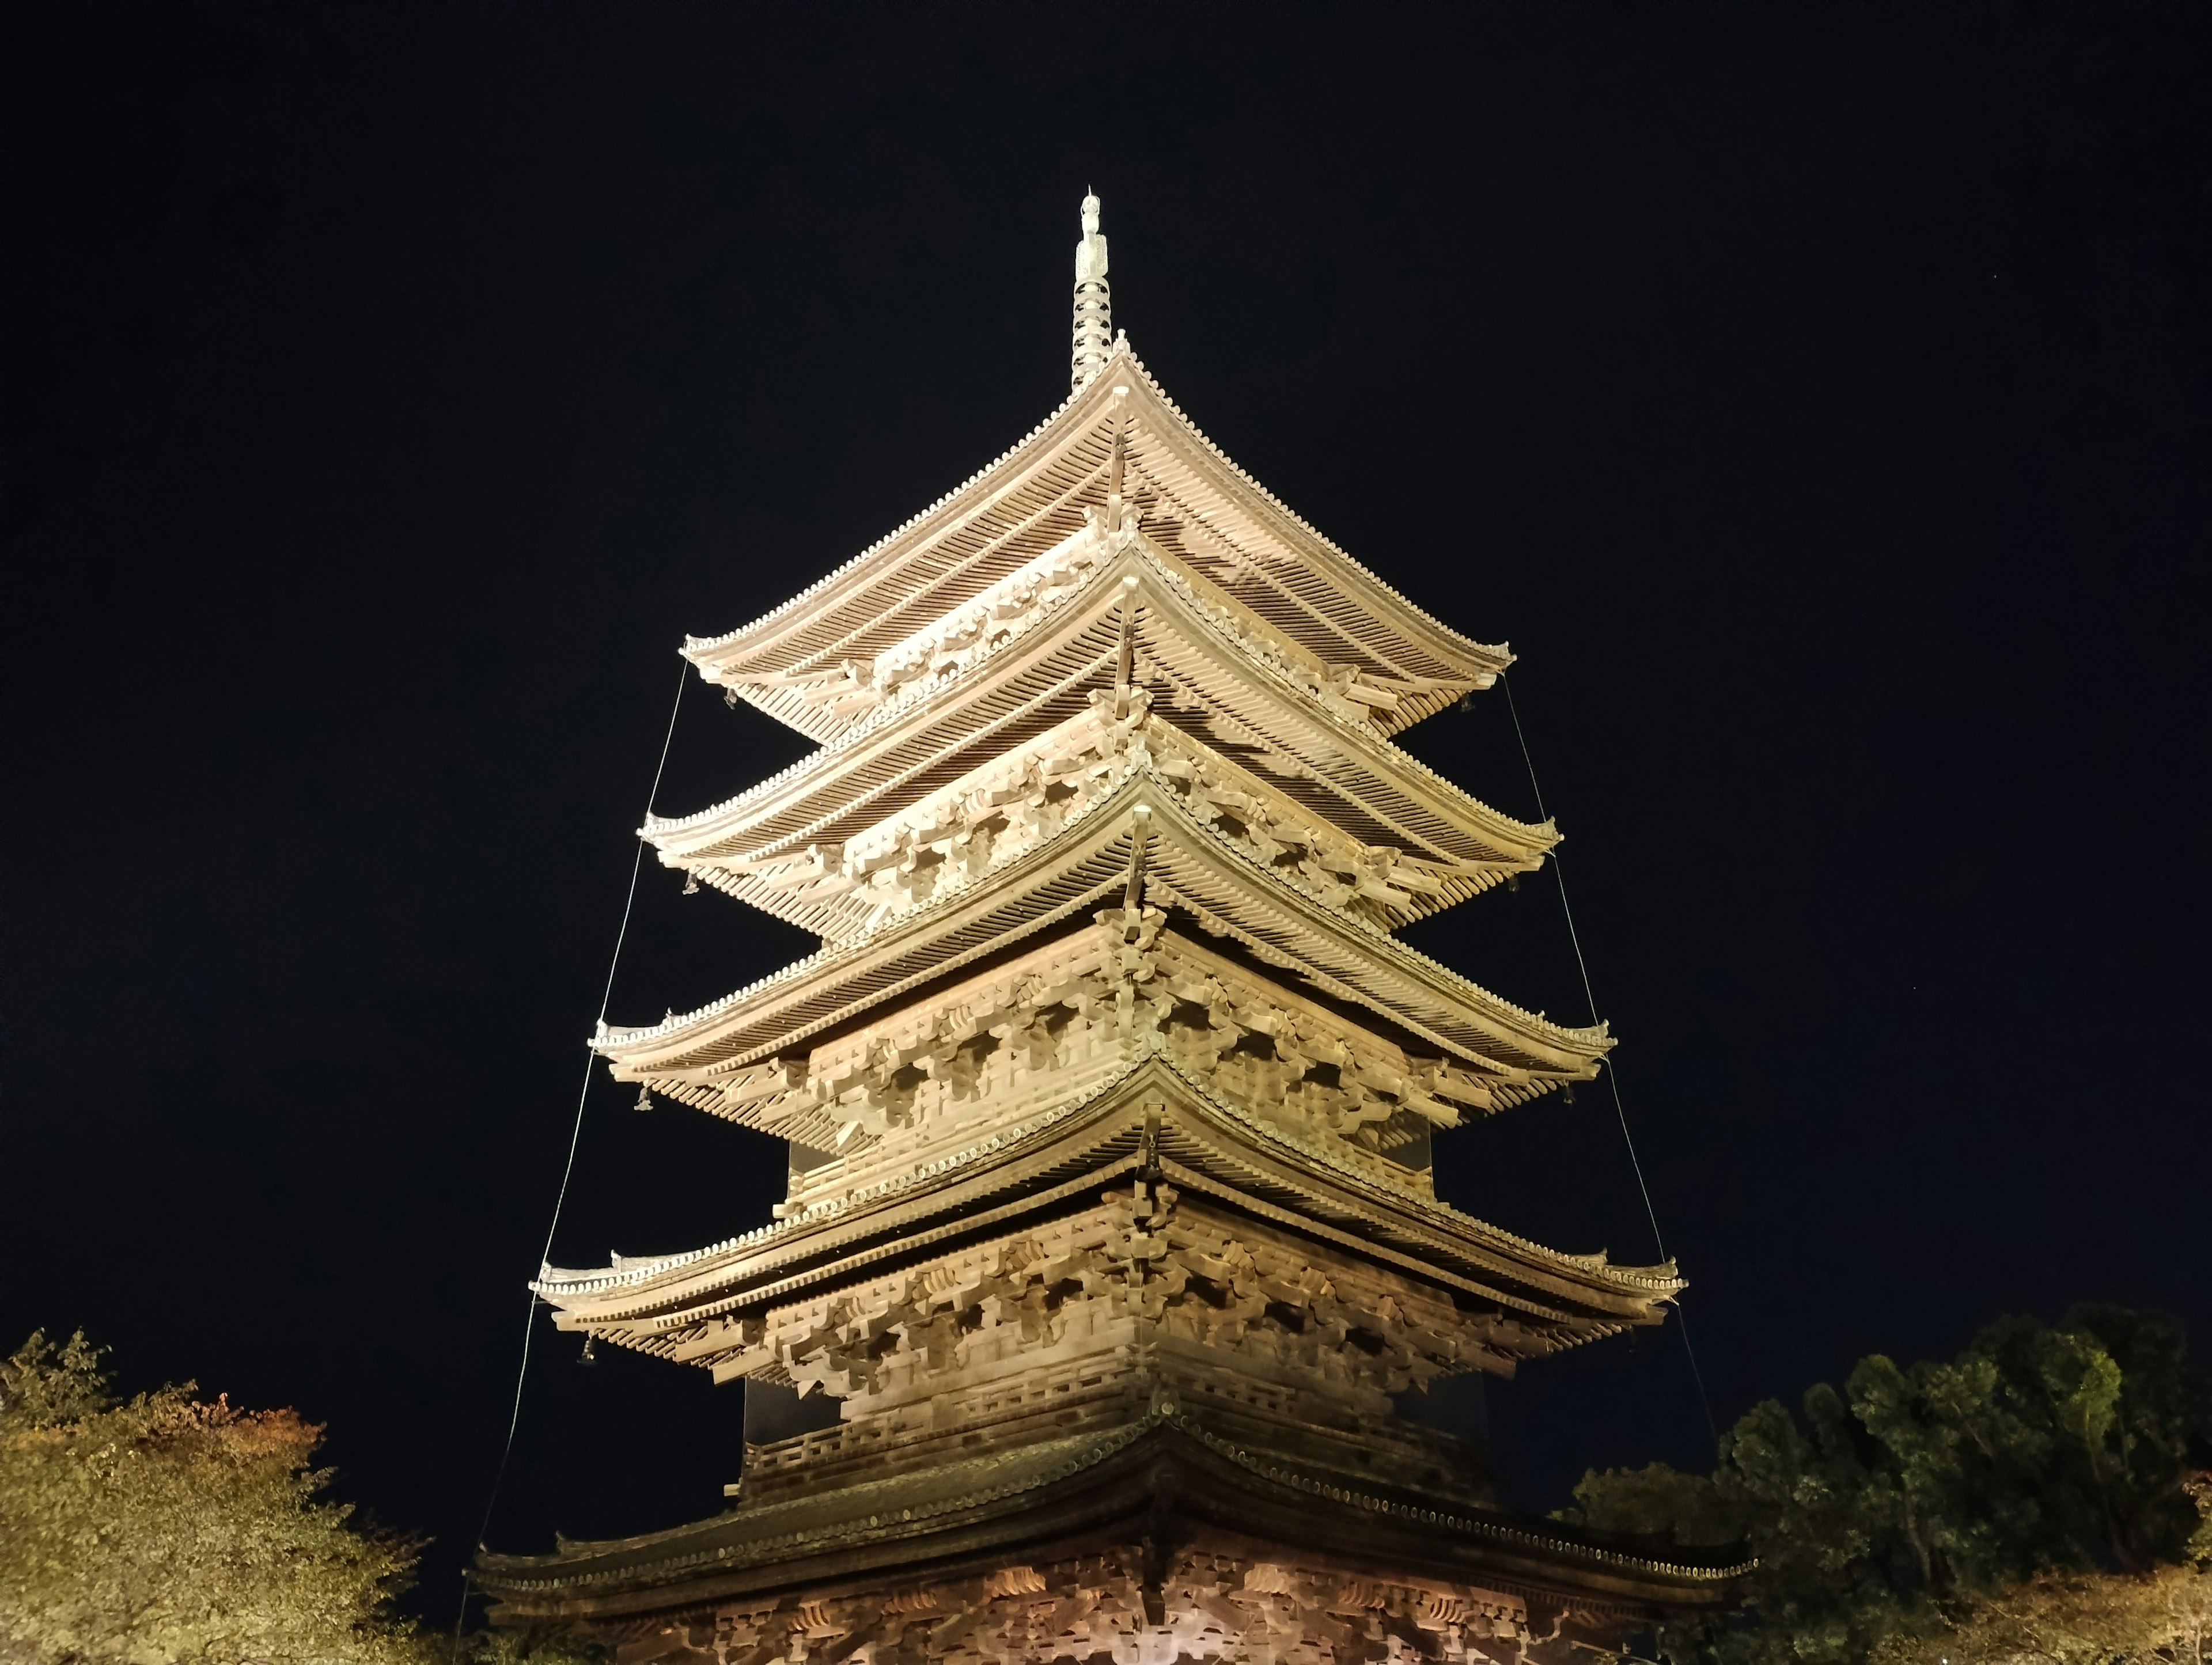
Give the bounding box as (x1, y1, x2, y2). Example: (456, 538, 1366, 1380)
(635, 1086, 653, 1113)
(579, 1334, 598, 1366)
(682, 874, 700, 895)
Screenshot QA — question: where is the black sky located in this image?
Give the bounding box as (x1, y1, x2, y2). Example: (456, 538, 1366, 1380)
(5, 0, 2210, 1625)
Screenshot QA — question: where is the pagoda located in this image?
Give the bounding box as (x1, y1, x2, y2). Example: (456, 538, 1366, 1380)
(477, 196, 1743, 1664)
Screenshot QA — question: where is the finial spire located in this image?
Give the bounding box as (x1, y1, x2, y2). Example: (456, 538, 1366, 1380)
(1070, 192, 1112, 390)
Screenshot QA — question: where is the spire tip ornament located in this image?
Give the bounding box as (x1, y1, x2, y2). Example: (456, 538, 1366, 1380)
(1071, 192, 1112, 390)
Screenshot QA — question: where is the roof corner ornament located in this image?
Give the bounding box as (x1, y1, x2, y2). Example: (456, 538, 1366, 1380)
(1071, 192, 1112, 391)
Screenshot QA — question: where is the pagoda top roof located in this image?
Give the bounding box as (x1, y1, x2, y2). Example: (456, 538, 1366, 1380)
(687, 338, 1511, 744)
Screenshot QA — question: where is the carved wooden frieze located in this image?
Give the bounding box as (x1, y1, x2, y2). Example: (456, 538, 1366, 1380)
(665, 912, 1523, 1205)
(615, 1549, 1561, 1665)
(707, 1184, 1512, 1410)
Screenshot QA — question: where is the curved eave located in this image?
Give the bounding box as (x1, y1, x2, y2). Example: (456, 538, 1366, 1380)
(684, 371, 1115, 727)
(596, 776, 1609, 1088)
(642, 912, 1575, 1179)
(642, 541, 1558, 920)
(536, 1057, 1673, 1351)
(475, 1409, 1747, 1625)
(660, 744, 1541, 949)
(1114, 359, 1509, 733)
(684, 340, 1509, 744)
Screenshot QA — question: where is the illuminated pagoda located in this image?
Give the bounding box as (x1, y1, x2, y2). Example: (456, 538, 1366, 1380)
(477, 195, 1743, 1663)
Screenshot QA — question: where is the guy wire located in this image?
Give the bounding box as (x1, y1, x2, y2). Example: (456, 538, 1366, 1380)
(1497, 670, 1721, 1454)
(450, 658, 691, 1657)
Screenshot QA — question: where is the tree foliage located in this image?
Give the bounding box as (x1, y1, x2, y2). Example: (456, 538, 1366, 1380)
(458, 1631, 608, 1665)
(1567, 1309, 2209, 1665)
(0, 1330, 429, 1665)
(1870, 1556, 2212, 1665)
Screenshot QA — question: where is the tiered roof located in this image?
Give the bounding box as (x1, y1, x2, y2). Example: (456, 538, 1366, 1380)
(600, 786, 1604, 1103)
(643, 534, 1559, 942)
(539, 1055, 1675, 1375)
(549, 324, 1662, 1370)
(486, 202, 1730, 1653)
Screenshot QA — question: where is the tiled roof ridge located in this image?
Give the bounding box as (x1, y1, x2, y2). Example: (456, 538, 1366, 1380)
(682, 368, 1108, 658)
(681, 339, 1505, 677)
(1151, 1393, 1752, 1582)
(1116, 353, 1506, 667)
(480, 1424, 1134, 1587)
(1155, 1053, 1677, 1292)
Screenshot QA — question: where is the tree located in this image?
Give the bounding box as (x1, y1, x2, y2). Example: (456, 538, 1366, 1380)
(1565, 1309, 2208, 1665)
(1883, 1474, 2212, 1665)
(0, 1330, 429, 1665)
(457, 1631, 608, 1665)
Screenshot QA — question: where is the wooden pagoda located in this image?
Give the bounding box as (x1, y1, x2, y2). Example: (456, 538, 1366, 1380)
(476, 195, 1743, 1664)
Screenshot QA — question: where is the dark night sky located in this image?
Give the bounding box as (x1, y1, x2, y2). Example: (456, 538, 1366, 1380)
(5, 0, 2209, 1625)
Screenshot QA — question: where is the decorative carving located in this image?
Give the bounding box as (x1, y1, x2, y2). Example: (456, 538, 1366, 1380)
(711, 693, 1500, 949)
(696, 920, 1499, 1202)
(753, 1187, 1491, 1410)
(868, 525, 1117, 710)
(1138, 551, 1421, 737)
(743, 688, 1150, 939)
(620, 1550, 1546, 1665)
(1142, 720, 1491, 928)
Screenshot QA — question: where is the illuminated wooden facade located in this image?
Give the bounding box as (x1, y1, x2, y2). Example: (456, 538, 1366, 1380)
(476, 196, 1742, 1664)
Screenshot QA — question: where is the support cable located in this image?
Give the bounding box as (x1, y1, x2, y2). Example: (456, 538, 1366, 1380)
(449, 659, 691, 1656)
(1497, 672, 1721, 1454)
